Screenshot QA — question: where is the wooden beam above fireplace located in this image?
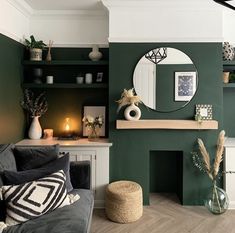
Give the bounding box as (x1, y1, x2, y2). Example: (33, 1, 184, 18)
(116, 120, 218, 130)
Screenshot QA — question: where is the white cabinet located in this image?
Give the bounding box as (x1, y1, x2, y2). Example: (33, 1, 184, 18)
(16, 138, 112, 208)
(224, 138, 235, 209)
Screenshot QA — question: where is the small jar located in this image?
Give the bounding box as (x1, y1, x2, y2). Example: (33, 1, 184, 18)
(46, 76, 53, 84)
(85, 73, 93, 84)
(76, 76, 84, 84)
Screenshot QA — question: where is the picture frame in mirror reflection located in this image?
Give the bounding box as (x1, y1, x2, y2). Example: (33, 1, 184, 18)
(174, 71, 197, 102)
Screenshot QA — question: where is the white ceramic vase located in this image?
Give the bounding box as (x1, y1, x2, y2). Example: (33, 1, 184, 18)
(89, 45, 102, 61)
(124, 103, 141, 121)
(28, 116, 42, 139)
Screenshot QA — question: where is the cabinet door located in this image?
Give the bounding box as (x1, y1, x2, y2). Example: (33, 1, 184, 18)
(224, 147, 235, 209)
(59, 148, 96, 192)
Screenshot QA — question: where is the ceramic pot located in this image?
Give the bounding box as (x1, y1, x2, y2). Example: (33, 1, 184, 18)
(223, 72, 230, 84)
(222, 42, 234, 61)
(89, 45, 102, 61)
(28, 116, 42, 139)
(124, 103, 141, 121)
(30, 48, 42, 61)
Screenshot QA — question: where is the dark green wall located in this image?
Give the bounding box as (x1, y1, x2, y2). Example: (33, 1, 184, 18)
(109, 43, 223, 205)
(0, 34, 25, 143)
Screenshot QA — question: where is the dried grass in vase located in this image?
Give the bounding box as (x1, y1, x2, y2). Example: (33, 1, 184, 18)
(192, 130, 225, 181)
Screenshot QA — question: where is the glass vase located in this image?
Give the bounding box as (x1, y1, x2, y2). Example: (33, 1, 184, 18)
(204, 180, 229, 214)
(88, 126, 99, 141)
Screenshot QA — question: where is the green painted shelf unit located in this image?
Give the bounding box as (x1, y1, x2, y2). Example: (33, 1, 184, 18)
(22, 59, 109, 88)
(22, 60, 109, 66)
(22, 83, 108, 89)
(223, 61, 235, 86)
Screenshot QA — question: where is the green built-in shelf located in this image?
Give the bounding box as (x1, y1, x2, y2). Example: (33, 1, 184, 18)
(223, 83, 235, 88)
(223, 61, 235, 66)
(22, 60, 109, 66)
(22, 83, 108, 89)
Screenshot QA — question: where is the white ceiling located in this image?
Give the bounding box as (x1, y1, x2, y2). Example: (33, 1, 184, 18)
(24, 0, 103, 11)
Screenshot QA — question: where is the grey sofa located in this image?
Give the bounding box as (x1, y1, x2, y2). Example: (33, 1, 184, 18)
(0, 144, 94, 233)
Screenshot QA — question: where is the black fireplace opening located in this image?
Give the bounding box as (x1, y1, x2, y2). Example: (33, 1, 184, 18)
(150, 150, 183, 204)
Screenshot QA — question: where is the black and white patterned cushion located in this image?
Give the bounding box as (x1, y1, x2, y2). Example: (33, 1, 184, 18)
(1, 170, 71, 226)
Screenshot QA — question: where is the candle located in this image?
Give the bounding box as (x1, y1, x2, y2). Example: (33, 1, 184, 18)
(43, 129, 53, 139)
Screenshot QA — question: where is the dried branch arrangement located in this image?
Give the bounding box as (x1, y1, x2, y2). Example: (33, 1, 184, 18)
(192, 130, 225, 181)
(21, 89, 48, 117)
(116, 88, 142, 113)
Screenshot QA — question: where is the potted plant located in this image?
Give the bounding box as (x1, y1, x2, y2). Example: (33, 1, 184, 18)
(25, 35, 46, 61)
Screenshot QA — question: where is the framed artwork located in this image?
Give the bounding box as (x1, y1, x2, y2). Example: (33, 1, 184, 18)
(174, 71, 197, 101)
(195, 104, 213, 120)
(96, 72, 103, 83)
(82, 106, 106, 137)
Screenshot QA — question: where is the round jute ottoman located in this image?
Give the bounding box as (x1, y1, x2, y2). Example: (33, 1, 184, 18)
(105, 180, 143, 223)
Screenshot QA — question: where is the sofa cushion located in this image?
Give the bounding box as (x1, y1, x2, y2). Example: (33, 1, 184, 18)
(3, 153, 73, 192)
(3, 189, 94, 233)
(2, 170, 73, 227)
(0, 144, 17, 174)
(13, 145, 59, 171)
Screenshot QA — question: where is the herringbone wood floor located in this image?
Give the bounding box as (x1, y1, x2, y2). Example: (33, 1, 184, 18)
(91, 193, 235, 233)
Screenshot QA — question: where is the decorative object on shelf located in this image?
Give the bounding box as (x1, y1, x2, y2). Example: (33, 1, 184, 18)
(145, 47, 167, 64)
(46, 40, 53, 62)
(222, 42, 234, 61)
(175, 71, 197, 101)
(192, 130, 229, 214)
(46, 75, 54, 84)
(76, 76, 84, 84)
(117, 88, 142, 121)
(21, 89, 48, 139)
(83, 115, 103, 141)
(195, 104, 213, 120)
(85, 73, 93, 84)
(223, 72, 230, 84)
(28, 116, 42, 140)
(25, 35, 46, 61)
(43, 129, 53, 139)
(32, 68, 43, 84)
(89, 44, 103, 61)
(83, 106, 106, 137)
(58, 117, 79, 140)
(96, 72, 103, 83)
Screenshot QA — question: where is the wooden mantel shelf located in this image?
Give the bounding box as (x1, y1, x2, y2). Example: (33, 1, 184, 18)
(116, 120, 218, 130)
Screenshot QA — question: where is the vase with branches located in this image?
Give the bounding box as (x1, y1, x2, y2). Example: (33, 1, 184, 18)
(192, 130, 229, 214)
(116, 88, 142, 121)
(21, 89, 48, 139)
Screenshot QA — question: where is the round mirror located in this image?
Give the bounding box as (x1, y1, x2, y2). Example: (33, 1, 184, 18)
(133, 47, 198, 112)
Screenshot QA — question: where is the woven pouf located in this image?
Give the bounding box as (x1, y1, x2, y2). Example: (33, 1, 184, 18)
(105, 180, 143, 223)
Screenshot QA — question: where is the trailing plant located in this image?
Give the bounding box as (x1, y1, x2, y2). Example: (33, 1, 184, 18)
(21, 89, 48, 117)
(25, 35, 46, 49)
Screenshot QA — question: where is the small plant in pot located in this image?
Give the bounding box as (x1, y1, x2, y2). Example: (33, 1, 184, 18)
(25, 35, 46, 61)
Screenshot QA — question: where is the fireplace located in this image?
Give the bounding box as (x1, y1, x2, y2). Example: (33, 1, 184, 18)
(150, 151, 183, 204)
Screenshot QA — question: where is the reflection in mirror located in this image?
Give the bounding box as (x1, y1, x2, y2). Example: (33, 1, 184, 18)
(133, 47, 198, 112)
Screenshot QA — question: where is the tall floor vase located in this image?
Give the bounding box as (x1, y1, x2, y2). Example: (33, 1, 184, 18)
(28, 116, 42, 139)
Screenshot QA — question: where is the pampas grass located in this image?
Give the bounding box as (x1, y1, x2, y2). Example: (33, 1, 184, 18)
(194, 130, 225, 181)
(116, 88, 142, 113)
